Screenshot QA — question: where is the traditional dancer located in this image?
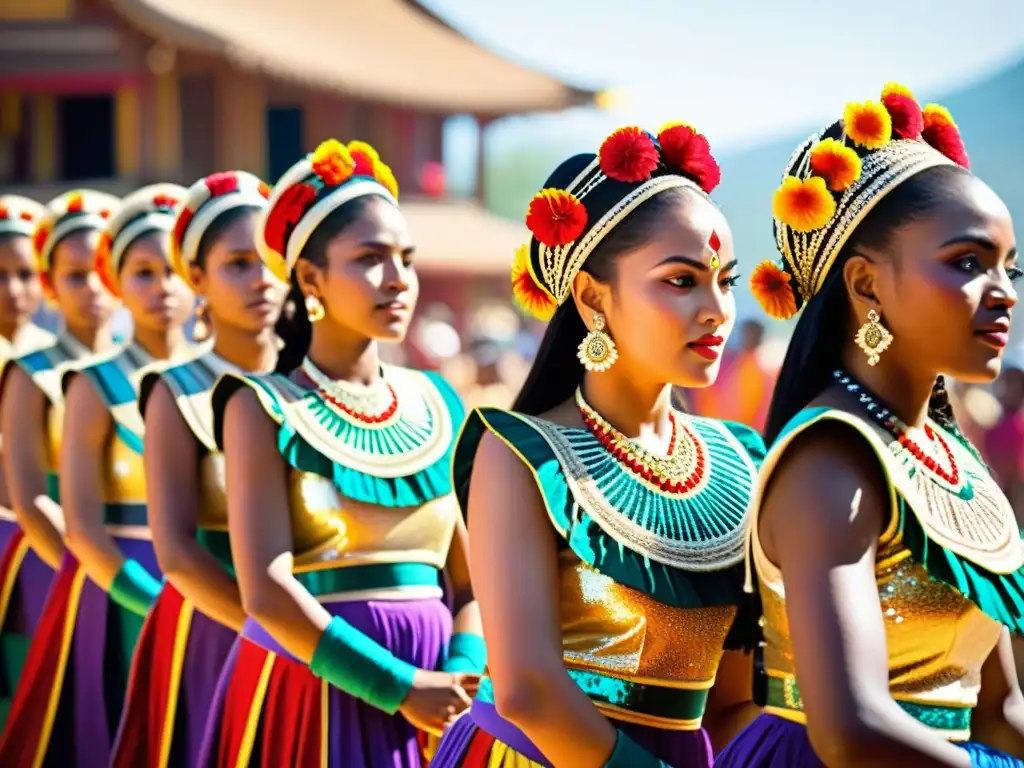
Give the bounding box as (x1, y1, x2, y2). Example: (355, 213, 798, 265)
(0, 195, 57, 726)
(111, 171, 283, 768)
(716, 83, 1024, 766)
(431, 123, 765, 767)
(0, 184, 193, 767)
(200, 139, 482, 768)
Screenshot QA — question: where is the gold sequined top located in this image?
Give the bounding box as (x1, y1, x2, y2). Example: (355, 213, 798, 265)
(751, 408, 1009, 742)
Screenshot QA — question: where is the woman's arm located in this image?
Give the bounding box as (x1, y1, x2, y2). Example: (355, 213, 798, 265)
(468, 432, 625, 767)
(224, 389, 473, 732)
(2, 367, 64, 568)
(61, 374, 129, 588)
(703, 650, 758, 752)
(441, 513, 484, 679)
(972, 628, 1024, 755)
(763, 422, 971, 767)
(145, 380, 246, 631)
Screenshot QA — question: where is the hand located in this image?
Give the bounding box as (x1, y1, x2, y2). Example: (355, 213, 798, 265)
(398, 670, 479, 736)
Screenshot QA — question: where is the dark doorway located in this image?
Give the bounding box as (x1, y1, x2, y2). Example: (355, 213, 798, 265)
(266, 106, 303, 184)
(58, 95, 114, 181)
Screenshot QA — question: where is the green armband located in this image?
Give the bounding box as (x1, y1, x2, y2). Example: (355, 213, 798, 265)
(442, 632, 487, 673)
(109, 559, 162, 617)
(310, 615, 417, 714)
(604, 729, 671, 767)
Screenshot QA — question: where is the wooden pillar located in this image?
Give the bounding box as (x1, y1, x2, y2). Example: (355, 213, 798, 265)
(32, 94, 55, 182)
(115, 85, 141, 179)
(475, 116, 492, 204)
(153, 70, 181, 178)
(214, 68, 266, 177)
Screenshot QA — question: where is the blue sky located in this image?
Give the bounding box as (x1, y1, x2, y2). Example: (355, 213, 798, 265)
(424, 0, 1024, 188)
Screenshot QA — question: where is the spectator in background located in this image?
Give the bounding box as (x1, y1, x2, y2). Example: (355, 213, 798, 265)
(460, 336, 517, 410)
(986, 366, 1024, 512)
(688, 318, 777, 431)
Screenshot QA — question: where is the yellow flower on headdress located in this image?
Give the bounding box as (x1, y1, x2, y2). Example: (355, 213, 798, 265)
(750, 260, 798, 320)
(511, 243, 556, 321)
(659, 120, 694, 134)
(881, 82, 915, 100)
(311, 139, 355, 186)
(347, 141, 380, 164)
(922, 103, 957, 130)
(374, 162, 400, 199)
(843, 100, 892, 149)
(772, 176, 836, 232)
(809, 138, 862, 192)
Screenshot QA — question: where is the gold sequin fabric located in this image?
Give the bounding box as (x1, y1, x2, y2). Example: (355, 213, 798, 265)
(559, 550, 737, 686)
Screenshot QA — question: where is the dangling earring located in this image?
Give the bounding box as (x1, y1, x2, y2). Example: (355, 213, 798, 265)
(191, 297, 211, 342)
(577, 312, 618, 372)
(305, 294, 325, 323)
(855, 309, 893, 366)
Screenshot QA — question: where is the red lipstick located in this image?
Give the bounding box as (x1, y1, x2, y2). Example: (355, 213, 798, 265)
(688, 333, 724, 361)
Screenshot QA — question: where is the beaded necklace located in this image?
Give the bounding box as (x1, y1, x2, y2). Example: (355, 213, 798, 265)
(301, 357, 399, 425)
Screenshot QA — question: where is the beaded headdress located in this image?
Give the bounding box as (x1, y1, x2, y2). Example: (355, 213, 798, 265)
(751, 82, 969, 321)
(512, 122, 722, 320)
(94, 183, 187, 297)
(0, 195, 46, 239)
(170, 171, 272, 289)
(257, 139, 399, 283)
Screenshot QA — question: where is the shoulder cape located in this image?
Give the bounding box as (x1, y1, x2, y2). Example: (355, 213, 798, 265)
(455, 407, 765, 624)
(211, 366, 464, 508)
(13, 332, 96, 407)
(765, 407, 1024, 634)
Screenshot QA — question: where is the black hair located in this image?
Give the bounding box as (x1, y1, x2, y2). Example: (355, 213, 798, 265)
(512, 185, 693, 415)
(194, 204, 263, 270)
(273, 194, 389, 374)
(763, 163, 975, 447)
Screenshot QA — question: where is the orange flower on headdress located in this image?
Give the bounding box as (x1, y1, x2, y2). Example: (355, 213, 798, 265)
(525, 188, 587, 247)
(657, 124, 721, 193)
(32, 223, 51, 263)
(511, 243, 556, 321)
(880, 82, 923, 139)
(750, 260, 798, 320)
(152, 194, 179, 211)
(809, 138, 862, 192)
(374, 162, 400, 199)
(311, 139, 355, 187)
(94, 232, 120, 297)
(922, 104, 956, 130)
(599, 127, 660, 183)
(66, 193, 84, 214)
(843, 100, 892, 149)
(257, 182, 272, 199)
(772, 176, 835, 232)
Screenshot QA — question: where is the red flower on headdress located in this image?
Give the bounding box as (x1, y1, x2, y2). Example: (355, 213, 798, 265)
(66, 193, 84, 214)
(94, 232, 120, 297)
(0, 207, 7, 221)
(206, 172, 240, 198)
(525, 189, 588, 247)
(922, 122, 970, 168)
(32, 224, 51, 262)
(152, 194, 179, 211)
(99, 209, 111, 219)
(263, 182, 317, 256)
(257, 182, 272, 199)
(347, 141, 380, 178)
(599, 127, 660, 183)
(881, 92, 923, 140)
(172, 208, 195, 251)
(657, 124, 721, 193)
(19, 211, 33, 222)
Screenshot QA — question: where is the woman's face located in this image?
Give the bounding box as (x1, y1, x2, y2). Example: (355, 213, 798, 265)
(310, 197, 418, 342)
(872, 174, 1018, 383)
(602, 192, 738, 389)
(0, 234, 43, 331)
(50, 229, 119, 330)
(118, 232, 193, 333)
(190, 210, 285, 333)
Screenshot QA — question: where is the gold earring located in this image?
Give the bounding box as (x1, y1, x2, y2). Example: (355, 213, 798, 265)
(855, 309, 893, 366)
(577, 312, 618, 372)
(191, 297, 211, 342)
(305, 294, 325, 323)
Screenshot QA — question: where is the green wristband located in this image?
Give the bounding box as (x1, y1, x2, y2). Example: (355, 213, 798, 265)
(109, 559, 162, 617)
(442, 632, 487, 673)
(310, 615, 417, 714)
(604, 729, 671, 768)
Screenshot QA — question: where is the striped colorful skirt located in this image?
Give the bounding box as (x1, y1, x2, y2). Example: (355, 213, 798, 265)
(198, 596, 452, 768)
(0, 519, 54, 727)
(111, 582, 238, 768)
(431, 691, 714, 767)
(0, 537, 160, 767)
(715, 713, 1023, 767)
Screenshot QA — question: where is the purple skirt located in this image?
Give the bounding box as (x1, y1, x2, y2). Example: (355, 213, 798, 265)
(431, 696, 714, 767)
(198, 597, 452, 768)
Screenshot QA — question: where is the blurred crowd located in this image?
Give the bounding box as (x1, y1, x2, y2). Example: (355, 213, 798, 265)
(404, 301, 1024, 517)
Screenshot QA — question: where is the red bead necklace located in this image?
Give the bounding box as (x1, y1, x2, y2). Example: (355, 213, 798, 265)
(302, 358, 400, 426)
